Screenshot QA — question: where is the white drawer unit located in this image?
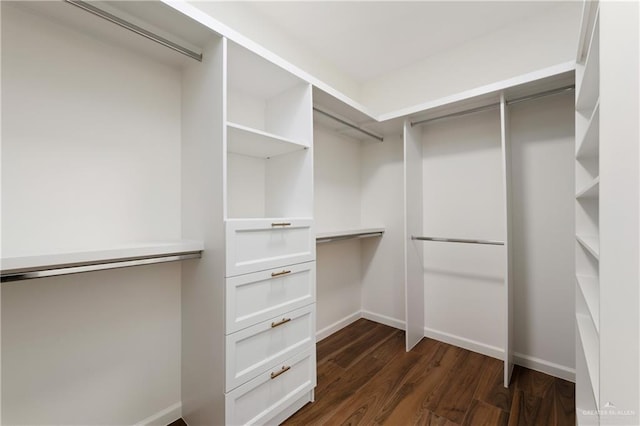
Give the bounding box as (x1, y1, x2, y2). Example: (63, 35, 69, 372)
(225, 218, 315, 276)
(226, 262, 316, 334)
(226, 305, 315, 391)
(225, 348, 316, 426)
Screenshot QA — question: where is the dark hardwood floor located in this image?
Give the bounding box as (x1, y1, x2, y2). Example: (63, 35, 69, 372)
(170, 319, 575, 426)
(282, 319, 575, 426)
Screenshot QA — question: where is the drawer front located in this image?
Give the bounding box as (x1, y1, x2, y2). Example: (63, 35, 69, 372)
(226, 305, 315, 391)
(226, 262, 315, 333)
(225, 348, 316, 426)
(226, 218, 315, 276)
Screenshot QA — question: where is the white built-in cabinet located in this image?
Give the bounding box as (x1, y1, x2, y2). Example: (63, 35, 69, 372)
(221, 41, 317, 426)
(574, 1, 640, 425)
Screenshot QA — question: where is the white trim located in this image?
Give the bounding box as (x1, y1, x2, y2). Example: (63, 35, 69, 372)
(377, 61, 576, 121)
(513, 352, 576, 383)
(423, 327, 504, 360)
(316, 311, 361, 342)
(361, 310, 406, 331)
(134, 402, 181, 426)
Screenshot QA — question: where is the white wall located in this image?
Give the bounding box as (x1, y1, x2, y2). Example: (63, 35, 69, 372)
(361, 3, 581, 116)
(509, 94, 575, 376)
(1, 3, 182, 424)
(314, 126, 363, 334)
(2, 265, 182, 425)
(360, 136, 405, 326)
(421, 109, 506, 354)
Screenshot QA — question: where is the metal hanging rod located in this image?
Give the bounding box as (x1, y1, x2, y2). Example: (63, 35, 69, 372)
(313, 107, 384, 142)
(64, 0, 203, 62)
(317, 231, 384, 244)
(1, 252, 202, 282)
(410, 85, 575, 127)
(411, 236, 504, 246)
(506, 85, 575, 106)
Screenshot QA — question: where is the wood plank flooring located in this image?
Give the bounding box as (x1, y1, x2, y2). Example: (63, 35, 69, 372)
(282, 319, 575, 426)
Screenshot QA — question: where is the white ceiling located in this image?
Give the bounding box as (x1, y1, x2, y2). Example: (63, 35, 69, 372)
(244, 1, 564, 82)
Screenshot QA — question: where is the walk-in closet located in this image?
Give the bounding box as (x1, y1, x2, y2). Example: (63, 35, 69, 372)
(2, 1, 638, 425)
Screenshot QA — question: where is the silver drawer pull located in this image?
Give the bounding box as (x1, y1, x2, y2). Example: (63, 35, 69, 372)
(271, 222, 291, 227)
(270, 365, 291, 379)
(271, 318, 291, 328)
(271, 270, 291, 277)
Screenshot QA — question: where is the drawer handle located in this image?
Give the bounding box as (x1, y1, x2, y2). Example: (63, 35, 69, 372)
(271, 318, 291, 328)
(270, 365, 291, 379)
(271, 222, 291, 227)
(271, 270, 291, 277)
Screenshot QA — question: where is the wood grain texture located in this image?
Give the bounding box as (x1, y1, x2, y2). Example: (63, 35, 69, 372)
(169, 319, 575, 426)
(282, 319, 575, 426)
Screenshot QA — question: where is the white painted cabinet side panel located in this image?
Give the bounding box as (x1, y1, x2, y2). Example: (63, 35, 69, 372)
(600, 2, 640, 422)
(404, 120, 424, 350)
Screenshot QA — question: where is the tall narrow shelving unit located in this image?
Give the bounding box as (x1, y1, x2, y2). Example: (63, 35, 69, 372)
(222, 41, 317, 426)
(574, 2, 600, 423)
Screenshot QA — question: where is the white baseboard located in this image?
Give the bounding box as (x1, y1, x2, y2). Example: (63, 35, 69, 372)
(423, 326, 504, 360)
(513, 352, 576, 383)
(134, 402, 181, 426)
(361, 310, 405, 330)
(316, 311, 362, 342)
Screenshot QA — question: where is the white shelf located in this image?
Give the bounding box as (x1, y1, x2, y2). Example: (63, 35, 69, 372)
(577, 235, 600, 260)
(576, 101, 600, 159)
(1, 240, 204, 280)
(316, 227, 385, 244)
(576, 14, 600, 112)
(576, 176, 600, 199)
(227, 122, 307, 158)
(577, 313, 600, 404)
(577, 274, 600, 334)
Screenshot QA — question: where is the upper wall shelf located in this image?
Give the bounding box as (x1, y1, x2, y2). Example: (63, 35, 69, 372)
(1, 240, 204, 282)
(316, 227, 385, 244)
(227, 122, 308, 158)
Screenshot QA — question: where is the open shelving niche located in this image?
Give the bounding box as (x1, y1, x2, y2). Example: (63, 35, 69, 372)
(574, 1, 600, 421)
(312, 88, 387, 246)
(225, 41, 313, 220)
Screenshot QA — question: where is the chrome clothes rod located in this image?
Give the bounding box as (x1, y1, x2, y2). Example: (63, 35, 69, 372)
(313, 107, 384, 142)
(411, 236, 504, 246)
(1, 252, 202, 282)
(64, 0, 203, 62)
(411, 85, 575, 127)
(317, 231, 384, 244)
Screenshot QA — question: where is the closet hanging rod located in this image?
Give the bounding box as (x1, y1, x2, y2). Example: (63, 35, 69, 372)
(64, 0, 203, 62)
(316, 231, 384, 244)
(1, 252, 202, 283)
(410, 84, 575, 127)
(411, 236, 504, 246)
(313, 107, 384, 142)
(506, 85, 575, 106)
